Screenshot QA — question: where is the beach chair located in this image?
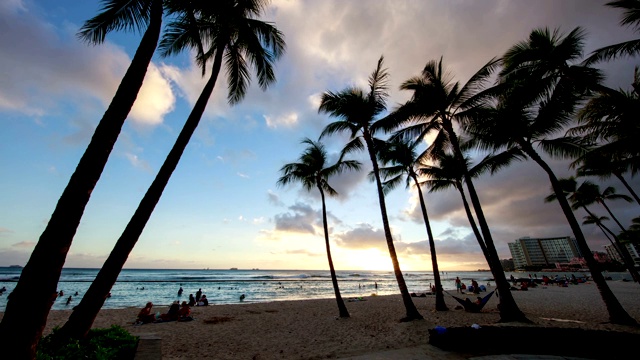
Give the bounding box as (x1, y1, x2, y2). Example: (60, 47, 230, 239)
(448, 290, 495, 313)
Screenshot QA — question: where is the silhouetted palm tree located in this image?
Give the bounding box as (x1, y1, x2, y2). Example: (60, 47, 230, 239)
(376, 57, 529, 323)
(277, 138, 361, 318)
(585, 0, 640, 65)
(545, 177, 640, 282)
(376, 138, 448, 311)
(60, 0, 285, 339)
(319, 56, 423, 321)
(570, 75, 640, 198)
(572, 151, 640, 205)
(583, 214, 619, 248)
(471, 27, 637, 325)
(0, 0, 165, 354)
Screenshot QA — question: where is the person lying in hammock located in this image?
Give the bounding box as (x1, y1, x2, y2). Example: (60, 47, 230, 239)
(451, 290, 496, 313)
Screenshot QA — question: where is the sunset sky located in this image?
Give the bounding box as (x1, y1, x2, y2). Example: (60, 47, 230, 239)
(1, 0, 638, 271)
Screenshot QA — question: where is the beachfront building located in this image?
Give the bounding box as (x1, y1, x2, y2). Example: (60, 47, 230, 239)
(508, 236, 582, 270)
(604, 243, 640, 267)
(604, 244, 623, 263)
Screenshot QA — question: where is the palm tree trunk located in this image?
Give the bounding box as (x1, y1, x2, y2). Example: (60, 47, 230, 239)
(582, 207, 640, 283)
(319, 186, 350, 318)
(411, 174, 447, 311)
(526, 147, 637, 325)
(599, 200, 626, 232)
(614, 172, 640, 205)
(444, 120, 529, 323)
(363, 131, 422, 321)
(59, 45, 226, 339)
(456, 183, 489, 260)
(0, 1, 164, 355)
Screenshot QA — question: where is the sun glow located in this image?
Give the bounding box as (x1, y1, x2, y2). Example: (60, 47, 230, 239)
(345, 248, 394, 271)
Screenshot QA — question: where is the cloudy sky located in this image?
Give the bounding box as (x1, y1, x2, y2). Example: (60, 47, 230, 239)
(1, 0, 638, 271)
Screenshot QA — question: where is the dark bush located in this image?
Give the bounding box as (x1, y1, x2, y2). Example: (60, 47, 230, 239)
(37, 325, 138, 360)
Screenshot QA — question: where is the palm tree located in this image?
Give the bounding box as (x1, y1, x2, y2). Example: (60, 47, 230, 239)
(277, 138, 361, 318)
(318, 56, 423, 321)
(590, 185, 634, 231)
(573, 151, 640, 205)
(418, 149, 514, 262)
(545, 177, 640, 282)
(585, 0, 640, 65)
(376, 138, 448, 311)
(0, 0, 165, 354)
(570, 77, 640, 201)
(470, 27, 637, 325)
(59, 0, 285, 339)
(582, 214, 619, 248)
(377, 57, 529, 323)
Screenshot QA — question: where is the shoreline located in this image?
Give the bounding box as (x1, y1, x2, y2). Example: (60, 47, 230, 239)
(2, 280, 639, 359)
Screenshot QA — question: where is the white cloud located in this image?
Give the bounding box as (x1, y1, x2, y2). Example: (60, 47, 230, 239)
(129, 63, 176, 126)
(125, 152, 152, 172)
(264, 112, 298, 128)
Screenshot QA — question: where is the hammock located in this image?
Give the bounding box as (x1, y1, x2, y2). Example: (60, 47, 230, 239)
(448, 290, 495, 313)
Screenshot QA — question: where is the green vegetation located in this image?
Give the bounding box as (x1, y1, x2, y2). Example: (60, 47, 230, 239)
(37, 325, 137, 360)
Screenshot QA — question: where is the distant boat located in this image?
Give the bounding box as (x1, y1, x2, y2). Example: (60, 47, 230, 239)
(230, 267, 238, 270)
(9, 265, 23, 268)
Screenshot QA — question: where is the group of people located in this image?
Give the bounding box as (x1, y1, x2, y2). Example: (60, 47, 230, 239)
(455, 277, 485, 294)
(186, 288, 209, 306)
(136, 301, 193, 324)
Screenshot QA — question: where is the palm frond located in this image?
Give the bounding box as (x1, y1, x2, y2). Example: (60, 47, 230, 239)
(78, 0, 153, 44)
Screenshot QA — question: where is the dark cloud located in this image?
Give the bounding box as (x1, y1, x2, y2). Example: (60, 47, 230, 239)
(334, 223, 389, 251)
(273, 202, 318, 234)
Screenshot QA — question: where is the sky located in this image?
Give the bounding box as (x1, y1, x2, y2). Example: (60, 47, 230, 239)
(1, 0, 639, 271)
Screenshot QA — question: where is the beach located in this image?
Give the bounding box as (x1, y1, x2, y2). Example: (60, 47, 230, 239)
(10, 279, 640, 359)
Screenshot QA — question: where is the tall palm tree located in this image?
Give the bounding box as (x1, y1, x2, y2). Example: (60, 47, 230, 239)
(59, 0, 285, 339)
(277, 138, 361, 318)
(470, 27, 637, 325)
(377, 57, 529, 323)
(570, 78, 640, 199)
(545, 177, 640, 282)
(582, 214, 619, 248)
(0, 0, 165, 354)
(376, 138, 448, 311)
(319, 56, 423, 321)
(590, 185, 634, 231)
(572, 151, 640, 205)
(585, 0, 640, 65)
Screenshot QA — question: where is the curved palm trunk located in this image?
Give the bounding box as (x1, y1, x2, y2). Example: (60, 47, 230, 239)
(614, 172, 640, 205)
(411, 174, 447, 311)
(582, 207, 640, 283)
(455, 182, 489, 260)
(526, 146, 638, 325)
(318, 186, 350, 318)
(598, 200, 626, 232)
(363, 131, 422, 321)
(0, 1, 163, 354)
(60, 46, 226, 339)
(444, 121, 529, 323)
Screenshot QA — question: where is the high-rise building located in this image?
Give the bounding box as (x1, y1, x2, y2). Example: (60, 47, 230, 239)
(603, 243, 640, 266)
(508, 236, 581, 269)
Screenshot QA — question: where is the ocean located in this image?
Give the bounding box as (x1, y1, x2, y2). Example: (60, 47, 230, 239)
(0, 267, 632, 312)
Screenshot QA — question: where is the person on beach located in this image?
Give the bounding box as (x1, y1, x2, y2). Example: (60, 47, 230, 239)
(137, 302, 156, 324)
(198, 294, 209, 306)
(455, 277, 462, 293)
(471, 279, 480, 294)
(178, 286, 183, 296)
(240, 294, 246, 301)
(178, 301, 193, 321)
(196, 288, 203, 302)
(188, 294, 196, 306)
(66, 296, 72, 305)
(160, 301, 180, 321)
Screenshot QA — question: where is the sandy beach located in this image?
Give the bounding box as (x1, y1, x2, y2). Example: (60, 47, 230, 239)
(6, 280, 640, 359)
